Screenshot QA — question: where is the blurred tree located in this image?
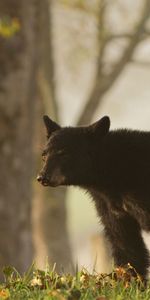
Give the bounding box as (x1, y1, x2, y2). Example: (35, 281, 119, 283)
(33, 0, 74, 273)
(0, 0, 39, 276)
(76, 0, 150, 125)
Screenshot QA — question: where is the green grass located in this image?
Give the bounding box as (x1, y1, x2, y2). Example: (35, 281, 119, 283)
(0, 264, 150, 300)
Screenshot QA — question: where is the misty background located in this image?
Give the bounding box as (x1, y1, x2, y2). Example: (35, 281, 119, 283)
(0, 0, 150, 279)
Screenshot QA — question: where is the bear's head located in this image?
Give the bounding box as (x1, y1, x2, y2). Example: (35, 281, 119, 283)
(37, 115, 110, 187)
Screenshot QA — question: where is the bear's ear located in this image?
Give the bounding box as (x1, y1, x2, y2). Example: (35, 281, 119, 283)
(43, 115, 60, 138)
(89, 116, 110, 136)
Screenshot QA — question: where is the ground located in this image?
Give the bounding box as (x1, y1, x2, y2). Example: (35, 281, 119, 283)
(0, 264, 150, 300)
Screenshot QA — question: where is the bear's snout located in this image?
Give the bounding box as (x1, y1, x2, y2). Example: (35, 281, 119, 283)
(37, 173, 49, 186)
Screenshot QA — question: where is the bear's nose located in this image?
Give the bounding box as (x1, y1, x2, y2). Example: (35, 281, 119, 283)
(37, 175, 43, 182)
(37, 174, 49, 186)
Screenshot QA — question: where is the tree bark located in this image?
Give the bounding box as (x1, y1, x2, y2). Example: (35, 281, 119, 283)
(0, 0, 39, 277)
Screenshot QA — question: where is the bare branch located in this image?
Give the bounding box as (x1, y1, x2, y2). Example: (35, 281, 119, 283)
(77, 0, 150, 125)
(130, 58, 150, 67)
(107, 0, 150, 86)
(38, 0, 58, 121)
(107, 28, 150, 42)
(96, 0, 108, 78)
(107, 33, 133, 40)
(144, 28, 150, 35)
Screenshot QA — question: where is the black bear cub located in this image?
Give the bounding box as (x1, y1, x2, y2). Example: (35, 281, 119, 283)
(37, 115, 150, 279)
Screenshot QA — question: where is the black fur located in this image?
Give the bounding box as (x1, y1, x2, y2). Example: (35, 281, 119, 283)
(37, 115, 150, 278)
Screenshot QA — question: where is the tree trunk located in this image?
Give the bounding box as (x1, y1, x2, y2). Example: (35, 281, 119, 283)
(0, 0, 39, 277)
(33, 0, 74, 273)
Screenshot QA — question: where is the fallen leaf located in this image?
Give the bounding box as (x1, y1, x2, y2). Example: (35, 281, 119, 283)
(0, 289, 10, 299)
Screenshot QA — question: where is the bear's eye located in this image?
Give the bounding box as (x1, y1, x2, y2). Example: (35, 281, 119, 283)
(42, 150, 47, 161)
(42, 155, 46, 162)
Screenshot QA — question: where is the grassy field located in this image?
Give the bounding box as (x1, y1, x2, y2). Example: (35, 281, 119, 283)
(0, 264, 150, 300)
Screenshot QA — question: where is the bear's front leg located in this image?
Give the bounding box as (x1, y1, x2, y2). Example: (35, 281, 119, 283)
(101, 204, 149, 279)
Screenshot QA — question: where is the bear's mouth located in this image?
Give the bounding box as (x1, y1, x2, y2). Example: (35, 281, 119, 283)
(37, 171, 67, 187)
(40, 177, 59, 187)
(48, 177, 66, 187)
(47, 181, 59, 187)
(42, 181, 49, 187)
